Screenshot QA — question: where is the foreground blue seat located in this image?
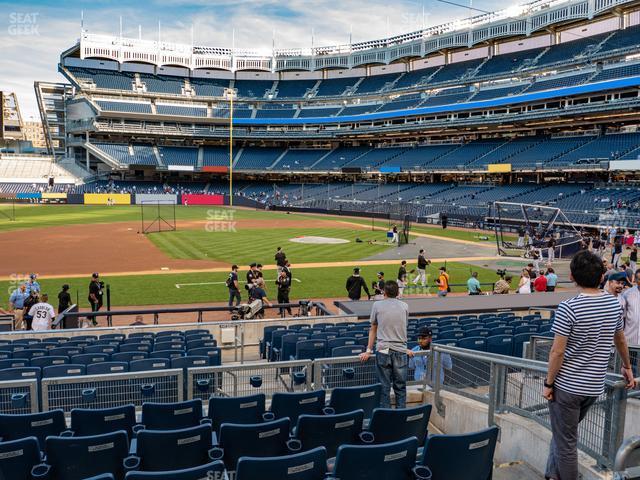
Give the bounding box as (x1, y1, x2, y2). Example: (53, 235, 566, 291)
(420, 426, 499, 480)
(236, 446, 327, 480)
(85, 361, 129, 375)
(141, 399, 203, 430)
(48, 346, 82, 357)
(170, 356, 209, 370)
(71, 404, 138, 438)
(0, 410, 69, 450)
(12, 348, 48, 360)
(213, 418, 291, 472)
(149, 350, 184, 360)
(136, 424, 214, 472)
(486, 335, 513, 356)
(0, 437, 41, 480)
(208, 394, 267, 434)
(0, 367, 41, 381)
(71, 353, 110, 365)
(119, 343, 152, 353)
(30, 356, 69, 368)
(129, 359, 169, 372)
(34, 430, 134, 480)
(331, 345, 365, 357)
(329, 437, 424, 480)
(0, 359, 28, 369)
(112, 352, 148, 363)
(125, 460, 225, 480)
(295, 340, 327, 360)
(42, 364, 86, 378)
(270, 390, 327, 425)
(187, 347, 222, 366)
(367, 405, 432, 447)
(294, 410, 364, 459)
(328, 384, 381, 419)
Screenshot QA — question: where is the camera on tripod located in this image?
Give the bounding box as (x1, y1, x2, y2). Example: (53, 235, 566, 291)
(496, 269, 507, 278)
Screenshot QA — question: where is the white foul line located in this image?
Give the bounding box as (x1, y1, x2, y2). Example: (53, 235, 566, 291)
(175, 278, 301, 289)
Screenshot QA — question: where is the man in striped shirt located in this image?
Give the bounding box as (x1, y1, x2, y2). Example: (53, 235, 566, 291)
(543, 251, 635, 480)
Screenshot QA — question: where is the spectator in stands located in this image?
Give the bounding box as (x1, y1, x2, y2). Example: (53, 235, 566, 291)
(275, 269, 292, 316)
(8, 283, 28, 330)
(57, 284, 71, 314)
(534, 272, 548, 293)
(359, 280, 411, 409)
(546, 268, 558, 292)
(346, 267, 370, 301)
(22, 290, 40, 330)
(88, 273, 104, 326)
(227, 265, 241, 307)
(467, 272, 481, 295)
(493, 275, 512, 294)
(274, 247, 287, 273)
(410, 327, 452, 383)
(436, 267, 450, 297)
(544, 250, 635, 480)
(517, 269, 531, 294)
(397, 260, 408, 298)
(28, 293, 55, 331)
(412, 250, 430, 287)
(621, 269, 640, 347)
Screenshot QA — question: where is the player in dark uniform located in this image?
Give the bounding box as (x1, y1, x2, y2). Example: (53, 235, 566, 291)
(276, 270, 292, 316)
(227, 265, 241, 307)
(397, 260, 408, 297)
(246, 263, 258, 291)
(88, 273, 103, 326)
(346, 268, 370, 301)
(275, 247, 287, 273)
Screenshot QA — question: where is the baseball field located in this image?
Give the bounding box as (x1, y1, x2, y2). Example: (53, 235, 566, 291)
(0, 204, 504, 309)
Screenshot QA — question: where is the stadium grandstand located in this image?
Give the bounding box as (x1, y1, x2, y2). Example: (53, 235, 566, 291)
(1, 0, 640, 479)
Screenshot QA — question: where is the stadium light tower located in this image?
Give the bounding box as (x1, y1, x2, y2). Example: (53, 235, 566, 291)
(224, 87, 237, 206)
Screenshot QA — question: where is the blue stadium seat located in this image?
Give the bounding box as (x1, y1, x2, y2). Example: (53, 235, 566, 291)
(155, 331, 183, 339)
(367, 404, 432, 446)
(124, 461, 225, 480)
(87, 361, 129, 375)
(208, 394, 267, 435)
(129, 359, 170, 372)
(12, 339, 41, 346)
(270, 390, 327, 425)
(420, 426, 499, 480)
(49, 346, 83, 357)
(13, 348, 48, 360)
(295, 340, 327, 360)
(112, 352, 148, 363)
(141, 399, 204, 430)
(236, 447, 327, 480)
(36, 430, 134, 480)
(488, 326, 513, 336)
(128, 333, 155, 341)
(71, 353, 110, 365)
(464, 328, 490, 338)
(0, 350, 11, 360)
(457, 337, 487, 352)
(119, 343, 152, 353)
(0, 410, 68, 450)
(214, 418, 292, 472)
(514, 325, 539, 335)
(512, 333, 533, 358)
(327, 337, 358, 350)
(30, 356, 69, 368)
(149, 350, 184, 360)
(187, 347, 222, 366)
(280, 333, 310, 361)
(42, 364, 86, 378)
(328, 384, 381, 419)
(0, 367, 41, 381)
(0, 437, 41, 480)
(186, 339, 217, 350)
(294, 410, 364, 459)
(85, 345, 119, 355)
(330, 437, 421, 480)
(184, 329, 211, 337)
(71, 404, 138, 438)
(438, 330, 464, 341)
(135, 424, 214, 472)
(100, 334, 126, 342)
(261, 325, 286, 359)
(0, 359, 28, 369)
(486, 335, 514, 356)
(170, 356, 209, 370)
(331, 345, 365, 357)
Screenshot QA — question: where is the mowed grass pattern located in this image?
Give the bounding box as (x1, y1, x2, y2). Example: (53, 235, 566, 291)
(148, 228, 396, 265)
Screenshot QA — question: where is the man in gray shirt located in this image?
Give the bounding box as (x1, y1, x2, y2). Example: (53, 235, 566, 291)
(359, 280, 412, 408)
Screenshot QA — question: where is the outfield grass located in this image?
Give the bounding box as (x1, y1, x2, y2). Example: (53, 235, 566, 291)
(148, 227, 397, 265)
(0, 262, 500, 308)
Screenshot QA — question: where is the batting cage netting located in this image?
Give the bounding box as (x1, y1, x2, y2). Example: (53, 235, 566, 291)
(140, 200, 176, 234)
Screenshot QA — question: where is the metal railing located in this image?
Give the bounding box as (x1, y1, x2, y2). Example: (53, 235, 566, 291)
(430, 344, 637, 468)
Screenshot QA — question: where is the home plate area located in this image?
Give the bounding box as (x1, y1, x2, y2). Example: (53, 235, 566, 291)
(289, 236, 350, 244)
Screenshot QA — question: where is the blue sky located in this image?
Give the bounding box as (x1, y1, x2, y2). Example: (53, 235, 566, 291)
(0, 0, 506, 118)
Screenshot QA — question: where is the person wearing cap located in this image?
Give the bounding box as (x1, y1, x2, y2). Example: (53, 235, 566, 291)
(28, 293, 55, 331)
(275, 247, 287, 273)
(88, 273, 103, 326)
(249, 278, 273, 317)
(26, 274, 40, 295)
(412, 250, 430, 287)
(276, 269, 292, 316)
(346, 267, 370, 301)
(227, 265, 241, 307)
(397, 260, 408, 298)
(22, 289, 40, 330)
(245, 263, 258, 291)
(256, 264, 264, 280)
(409, 327, 452, 383)
(9, 283, 28, 330)
(373, 272, 385, 300)
(57, 284, 71, 314)
(605, 271, 629, 301)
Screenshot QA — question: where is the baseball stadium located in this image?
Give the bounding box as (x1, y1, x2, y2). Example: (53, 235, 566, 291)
(1, 0, 640, 478)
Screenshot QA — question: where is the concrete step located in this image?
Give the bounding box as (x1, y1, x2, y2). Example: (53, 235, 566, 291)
(494, 461, 542, 480)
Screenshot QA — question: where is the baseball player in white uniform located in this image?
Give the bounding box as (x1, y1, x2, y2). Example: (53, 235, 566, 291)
(28, 293, 55, 331)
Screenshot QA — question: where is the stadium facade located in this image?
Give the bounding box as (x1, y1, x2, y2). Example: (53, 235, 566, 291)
(20, 0, 640, 225)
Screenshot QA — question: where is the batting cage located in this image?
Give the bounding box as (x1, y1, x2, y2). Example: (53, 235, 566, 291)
(0, 198, 16, 221)
(140, 201, 176, 234)
(491, 202, 583, 259)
